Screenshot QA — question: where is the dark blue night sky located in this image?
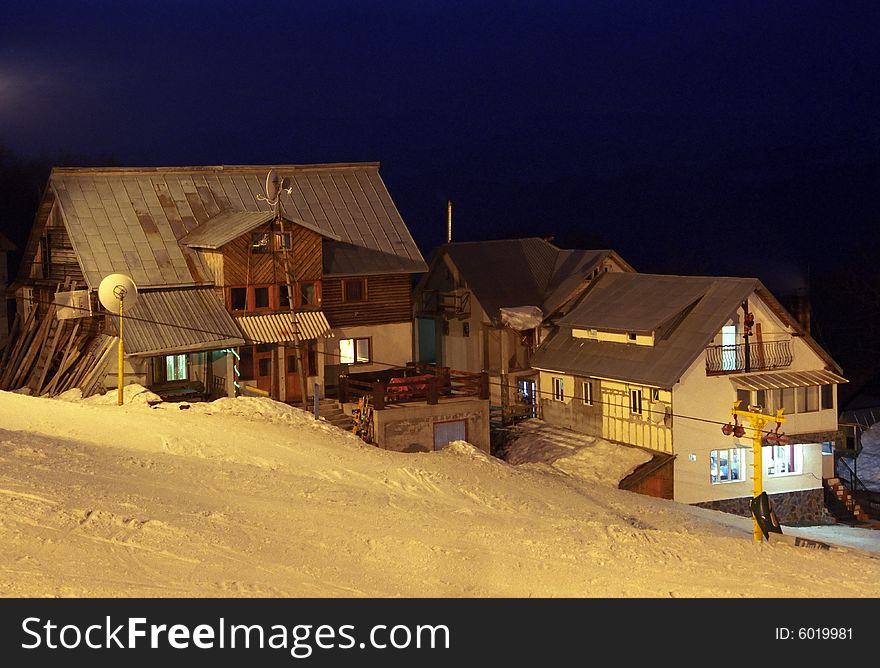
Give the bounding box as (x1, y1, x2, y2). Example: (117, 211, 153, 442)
(1, 2, 879, 342)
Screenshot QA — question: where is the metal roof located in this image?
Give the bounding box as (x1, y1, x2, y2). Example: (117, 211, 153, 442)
(558, 273, 716, 333)
(731, 369, 848, 391)
(50, 164, 427, 289)
(107, 287, 244, 357)
(179, 210, 342, 249)
(441, 238, 610, 319)
(235, 311, 331, 344)
(532, 273, 761, 388)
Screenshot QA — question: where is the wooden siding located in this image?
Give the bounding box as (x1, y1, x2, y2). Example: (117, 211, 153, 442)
(40, 206, 85, 285)
(200, 250, 225, 286)
(222, 222, 322, 286)
(323, 274, 413, 327)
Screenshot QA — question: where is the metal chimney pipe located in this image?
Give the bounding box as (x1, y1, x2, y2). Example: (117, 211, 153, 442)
(447, 198, 453, 243)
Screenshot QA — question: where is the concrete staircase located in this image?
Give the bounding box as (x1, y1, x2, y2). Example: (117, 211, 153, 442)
(824, 477, 872, 523)
(317, 398, 353, 432)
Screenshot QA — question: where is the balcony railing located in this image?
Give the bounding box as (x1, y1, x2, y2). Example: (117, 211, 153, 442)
(418, 290, 470, 318)
(338, 362, 489, 409)
(705, 339, 793, 374)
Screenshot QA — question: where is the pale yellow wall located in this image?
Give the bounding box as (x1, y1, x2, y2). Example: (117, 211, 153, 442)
(441, 304, 486, 373)
(573, 329, 654, 346)
(537, 370, 673, 452)
(325, 321, 413, 377)
(673, 349, 832, 504)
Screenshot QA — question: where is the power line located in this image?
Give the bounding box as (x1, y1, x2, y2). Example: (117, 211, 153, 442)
(16, 295, 781, 430)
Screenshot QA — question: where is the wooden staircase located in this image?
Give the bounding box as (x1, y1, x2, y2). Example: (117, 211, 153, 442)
(824, 477, 872, 524)
(317, 398, 353, 431)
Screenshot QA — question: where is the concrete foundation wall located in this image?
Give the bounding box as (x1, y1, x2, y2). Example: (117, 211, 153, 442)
(372, 398, 490, 454)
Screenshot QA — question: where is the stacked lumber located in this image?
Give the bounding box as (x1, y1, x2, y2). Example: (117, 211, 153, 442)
(0, 279, 114, 397)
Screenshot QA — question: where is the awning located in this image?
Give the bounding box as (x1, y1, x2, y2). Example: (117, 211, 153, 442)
(235, 310, 331, 344)
(108, 287, 245, 357)
(732, 369, 848, 391)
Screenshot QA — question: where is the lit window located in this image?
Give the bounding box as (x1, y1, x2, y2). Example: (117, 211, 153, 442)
(710, 447, 746, 483)
(340, 338, 370, 364)
(165, 354, 187, 381)
(582, 380, 593, 406)
(630, 388, 642, 416)
(765, 444, 803, 476)
(552, 377, 565, 402)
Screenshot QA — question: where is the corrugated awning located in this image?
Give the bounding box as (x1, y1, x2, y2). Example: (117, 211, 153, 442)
(235, 311, 331, 344)
(109, 288, 245, 357)
(732, 369, 848, 391)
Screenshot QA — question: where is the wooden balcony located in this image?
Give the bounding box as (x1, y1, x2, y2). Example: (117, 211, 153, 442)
(705, 339, 793, 375)
(338, 362, 489, 409)
(417, 290, 470, 318)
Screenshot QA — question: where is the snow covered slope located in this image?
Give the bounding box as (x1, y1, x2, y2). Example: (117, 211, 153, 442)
(1, 389, 878, 597)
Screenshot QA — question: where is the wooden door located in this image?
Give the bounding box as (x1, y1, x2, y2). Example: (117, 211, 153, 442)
(254, 344, 274, 394)
(285, 348, 303, 403)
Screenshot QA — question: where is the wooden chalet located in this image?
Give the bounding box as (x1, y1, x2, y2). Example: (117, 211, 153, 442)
(1, 164, 427, 403)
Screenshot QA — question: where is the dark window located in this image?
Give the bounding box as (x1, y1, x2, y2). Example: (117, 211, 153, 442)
(462, 322, 470, 337)
(251, 231, 271, 253)
(736, 389, 751, 408)
(287, 355, 297, 373)
(300, 282, 316, 306)
(343, 278, 366, 302)
(231, 287, 247, 311)
(258, 358, 271, 376)
(755, 390, 766, 410)
(279, 286, 291, 309)
(254, 287, 270, 309)
(627, 332, 637, 342)
(256, 343, 274, 353)
(275, 232, 291, 250)
(821, 384, 834, 410)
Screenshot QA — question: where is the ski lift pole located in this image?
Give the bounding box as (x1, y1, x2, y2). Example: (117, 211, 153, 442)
(730, 401, 786, 542)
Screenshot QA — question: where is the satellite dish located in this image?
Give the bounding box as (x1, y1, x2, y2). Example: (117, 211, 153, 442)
(98, 273, 139, 312)
(265, 169, 279, 202)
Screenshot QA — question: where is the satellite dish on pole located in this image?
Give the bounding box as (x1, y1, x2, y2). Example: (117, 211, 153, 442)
(265, 169, 279, 203)
(98, 274, 138, 406)
(98, 273, 139, 312)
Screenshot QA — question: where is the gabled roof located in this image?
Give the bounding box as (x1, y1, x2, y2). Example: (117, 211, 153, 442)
(180, 211, 342, 249)
(49, 163, 427, 289)
(532, 272, 838, 388)
(438, 238, 621, 320)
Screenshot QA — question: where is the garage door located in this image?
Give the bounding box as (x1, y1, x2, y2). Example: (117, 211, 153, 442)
(433, 420, 466, 450)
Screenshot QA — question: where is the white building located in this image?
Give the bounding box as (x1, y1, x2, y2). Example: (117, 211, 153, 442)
(532, 272, 846, 524)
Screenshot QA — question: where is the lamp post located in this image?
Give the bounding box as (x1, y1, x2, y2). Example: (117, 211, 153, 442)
(725, 401, 786, 542)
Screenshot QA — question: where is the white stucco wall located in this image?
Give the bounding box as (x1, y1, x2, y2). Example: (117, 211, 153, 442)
(325, 321, 414, 377)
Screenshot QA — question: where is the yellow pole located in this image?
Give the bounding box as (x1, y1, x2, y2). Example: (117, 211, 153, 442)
(731, 402, 785, 542)
(752, 420, 763, 542)
(117, 299, 124, 406)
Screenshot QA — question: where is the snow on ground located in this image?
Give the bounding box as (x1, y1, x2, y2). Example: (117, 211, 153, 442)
(855, 422, 880, 491)
(1, 387, 880, 598)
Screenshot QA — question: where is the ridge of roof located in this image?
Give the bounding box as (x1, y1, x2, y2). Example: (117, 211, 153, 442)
(50, 162, 381, 176)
